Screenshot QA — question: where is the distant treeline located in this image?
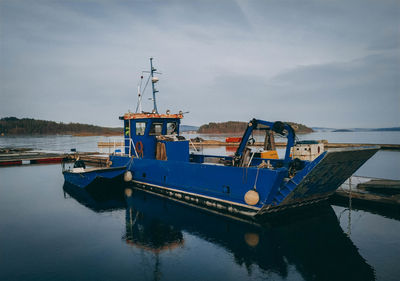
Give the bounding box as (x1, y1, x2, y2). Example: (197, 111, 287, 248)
(0, 117, 122, 136)
(198, 121, 313, 134)
(370, 127, 400, 131)
(333, 127, 400, 132)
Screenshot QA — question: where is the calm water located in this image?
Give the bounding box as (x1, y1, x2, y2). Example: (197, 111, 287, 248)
(0, 164, 400, 281)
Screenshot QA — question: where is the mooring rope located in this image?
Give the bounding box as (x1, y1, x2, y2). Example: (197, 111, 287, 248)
(253, 167, 260, 190)
(127, 156, 135, 170)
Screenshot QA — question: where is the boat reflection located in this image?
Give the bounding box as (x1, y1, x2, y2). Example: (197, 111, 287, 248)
(124, 188, 184, 253)
(62, 183, 375, 281)
(124, 187, 374, 281)
(63, 182, 126, 212)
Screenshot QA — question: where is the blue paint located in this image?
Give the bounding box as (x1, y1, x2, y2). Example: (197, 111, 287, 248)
(63, 166, 126, 188)
(160, 140, 189, 161)
(124, 117, 181, 158)
(234, 119, 295, 167)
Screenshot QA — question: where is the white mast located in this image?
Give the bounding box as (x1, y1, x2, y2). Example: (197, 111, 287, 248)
(135, 75, 144, 113)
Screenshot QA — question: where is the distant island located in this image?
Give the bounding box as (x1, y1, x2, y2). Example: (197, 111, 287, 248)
(198, 121, 313, 134)
(370, 127, 400, 132)
(332, 129, 353, 132)
(180, 125, 199, 132)
(331, 127, 400, 132)
(0, 117, 122, 136)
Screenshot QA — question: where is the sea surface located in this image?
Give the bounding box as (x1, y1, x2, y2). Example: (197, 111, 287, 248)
(0, 164, 399, 281)
(0, 132, 399, 281)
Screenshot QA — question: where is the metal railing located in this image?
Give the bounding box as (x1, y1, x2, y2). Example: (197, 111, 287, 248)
(99, 138, 139, 158)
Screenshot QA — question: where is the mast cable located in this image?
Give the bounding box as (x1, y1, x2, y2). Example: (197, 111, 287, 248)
(135, 74, 151, 113)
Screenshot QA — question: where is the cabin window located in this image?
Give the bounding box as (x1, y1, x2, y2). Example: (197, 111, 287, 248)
(136, 122, 146, 135)
(149, 122, 163, 136)
(166, 122, 178, 134)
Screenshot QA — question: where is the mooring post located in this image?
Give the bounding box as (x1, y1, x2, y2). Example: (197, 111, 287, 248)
(348, 176, 352, 235)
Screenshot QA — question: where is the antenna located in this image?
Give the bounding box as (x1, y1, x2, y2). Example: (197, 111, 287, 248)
(136, 58, 162, 114)
(150, 57, 159, 114)
(135, 75, 144, 113)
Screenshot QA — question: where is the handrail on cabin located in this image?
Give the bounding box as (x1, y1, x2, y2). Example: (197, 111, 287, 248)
(129, 138, 139, 158)
(98, 138, 139, 158)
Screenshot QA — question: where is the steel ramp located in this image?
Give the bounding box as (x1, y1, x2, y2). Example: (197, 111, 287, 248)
(258, 146, 379, 215)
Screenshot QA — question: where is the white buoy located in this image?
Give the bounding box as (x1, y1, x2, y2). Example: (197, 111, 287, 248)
(124, 171, 132, 182)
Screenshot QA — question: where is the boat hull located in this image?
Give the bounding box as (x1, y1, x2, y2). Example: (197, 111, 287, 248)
(63, 166, 126, 188)
(111, 146, 378, 217)
(130, 179, 261, 217)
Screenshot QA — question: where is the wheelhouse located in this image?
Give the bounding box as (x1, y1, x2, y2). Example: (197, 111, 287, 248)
(120, 112, 185, 160)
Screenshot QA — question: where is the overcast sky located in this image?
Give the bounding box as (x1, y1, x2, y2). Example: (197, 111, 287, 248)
(1, 0, 399, 128)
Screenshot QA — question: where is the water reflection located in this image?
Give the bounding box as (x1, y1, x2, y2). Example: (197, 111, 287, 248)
(124, 188, 184, 253)
(63, 182, 126, 212)
(63, 183, 375, 281)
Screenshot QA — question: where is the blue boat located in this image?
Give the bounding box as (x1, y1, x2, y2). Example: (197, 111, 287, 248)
(62, 160, 126, 188)
(106, 58, 378, 218)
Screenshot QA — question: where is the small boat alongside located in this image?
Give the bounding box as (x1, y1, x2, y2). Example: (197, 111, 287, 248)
(62, 159, 127, 188)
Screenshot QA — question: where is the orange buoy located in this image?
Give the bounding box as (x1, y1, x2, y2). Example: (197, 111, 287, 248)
(244, 190, 259, 205)
(244, 232, 260, 247)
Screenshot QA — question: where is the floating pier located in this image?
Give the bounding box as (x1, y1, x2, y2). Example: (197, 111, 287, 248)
(0, 151, 65, 166)
(330, 177, 400, 213)
(357, 179, 400, 195)
(0, 151, 104, 167)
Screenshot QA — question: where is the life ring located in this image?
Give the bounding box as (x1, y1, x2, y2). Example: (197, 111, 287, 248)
(135, 141, 144, 157)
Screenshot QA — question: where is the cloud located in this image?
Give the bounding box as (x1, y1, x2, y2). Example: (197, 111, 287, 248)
(200, 52, 400, 127)
(0, 0, 399, 128)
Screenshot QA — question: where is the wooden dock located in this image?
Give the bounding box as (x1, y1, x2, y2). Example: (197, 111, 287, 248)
(331, 189, 400, 213)
(0, 152, 65, 166)
(330, 177, 400, 213)
(0, 151, 104, 167)
(357, 179, 400, 195)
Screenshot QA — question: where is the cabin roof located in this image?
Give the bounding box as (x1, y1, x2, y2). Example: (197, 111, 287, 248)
(123, 112, 183, 120)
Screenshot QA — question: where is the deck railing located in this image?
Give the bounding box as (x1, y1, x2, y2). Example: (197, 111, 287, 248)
(98, 138, 139, 158)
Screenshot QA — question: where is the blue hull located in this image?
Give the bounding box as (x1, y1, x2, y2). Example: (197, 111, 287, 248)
(110, 146, 378, 217)
(63, 166, 126, 188)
